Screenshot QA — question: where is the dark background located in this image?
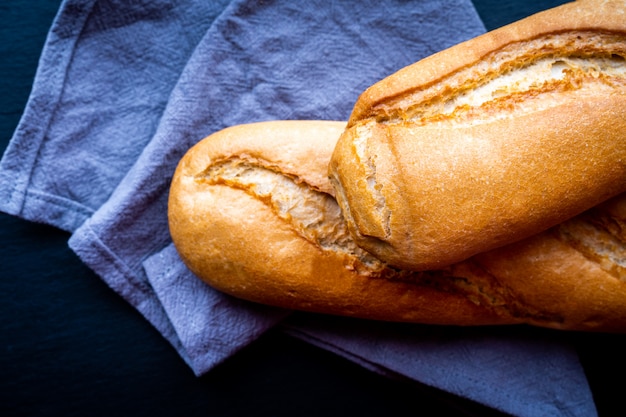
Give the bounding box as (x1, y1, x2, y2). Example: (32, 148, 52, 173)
(1, 1, 623, 416)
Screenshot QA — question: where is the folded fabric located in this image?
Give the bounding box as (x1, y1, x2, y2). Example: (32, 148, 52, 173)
(0, 0, 231, 232)
(283, 315, 596, 417)
(0, 0, 598, 415)
(143, 243, 290, 372)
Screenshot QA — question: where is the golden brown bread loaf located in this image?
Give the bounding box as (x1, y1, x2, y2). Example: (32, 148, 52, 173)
(328, 0, 626, 270)
(168, 120, 626, 332)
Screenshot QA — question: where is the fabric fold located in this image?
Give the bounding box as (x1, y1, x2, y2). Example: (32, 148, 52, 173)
(283, 315, 597, 417)
(0, 0, 231, 231)
(143, 245, 290, 375)
(0, 0, 95, 230)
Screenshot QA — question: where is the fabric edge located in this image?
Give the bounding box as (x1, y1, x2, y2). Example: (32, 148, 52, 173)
(68, 221, 194, 370)
(0, 0, 97, 231)
(142, 243, 292, 376)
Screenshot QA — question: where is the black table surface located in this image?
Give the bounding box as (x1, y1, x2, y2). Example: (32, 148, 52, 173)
(1, 1, 624, 416)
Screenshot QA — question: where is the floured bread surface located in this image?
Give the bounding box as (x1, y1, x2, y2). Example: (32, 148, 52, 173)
(329, 0, 626, 270)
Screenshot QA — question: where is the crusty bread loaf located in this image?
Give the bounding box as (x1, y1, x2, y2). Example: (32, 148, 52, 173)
(168, 120, 626, 332)
(328, 0, 626, 270)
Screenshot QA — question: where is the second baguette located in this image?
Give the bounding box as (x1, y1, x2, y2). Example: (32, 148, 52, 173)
(328, 0, 626, 270)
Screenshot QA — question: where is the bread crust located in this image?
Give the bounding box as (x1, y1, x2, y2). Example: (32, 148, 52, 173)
(328, 0, 626, 270)
(169, 120, 626, 331)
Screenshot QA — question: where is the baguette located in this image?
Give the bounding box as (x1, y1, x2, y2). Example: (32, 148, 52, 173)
(168, 120, 626, 332)
(328, 0, 626, 270)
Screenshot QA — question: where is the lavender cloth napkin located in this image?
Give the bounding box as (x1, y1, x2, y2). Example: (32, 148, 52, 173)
(0, 0, 597, 416)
